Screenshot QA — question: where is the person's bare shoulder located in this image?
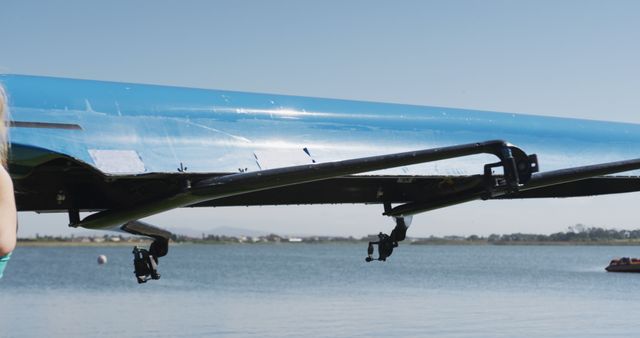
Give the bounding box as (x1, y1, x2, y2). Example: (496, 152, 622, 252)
(0, 165, 16, 256)
(0, 166, 13, 193)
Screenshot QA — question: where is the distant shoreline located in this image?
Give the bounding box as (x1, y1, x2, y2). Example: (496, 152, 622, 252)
(19, 226, 640, 247)
(17, 241, 151, 247)
(409, 240, 640, 246)
(16, 240, 640, 247)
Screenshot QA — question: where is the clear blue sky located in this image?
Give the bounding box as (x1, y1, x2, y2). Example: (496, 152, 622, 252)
(3, 0, 640, 237)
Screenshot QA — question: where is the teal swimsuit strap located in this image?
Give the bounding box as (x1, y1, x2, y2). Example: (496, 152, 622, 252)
(0, 252, 11, 279)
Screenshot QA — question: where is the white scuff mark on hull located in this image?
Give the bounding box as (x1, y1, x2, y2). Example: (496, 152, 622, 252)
(84, 99, 95, 113)
(115, 101, 122, 116)
(88, 149, 146, 174)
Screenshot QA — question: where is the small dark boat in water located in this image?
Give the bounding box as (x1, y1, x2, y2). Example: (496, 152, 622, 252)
(605, 257, 640, 272)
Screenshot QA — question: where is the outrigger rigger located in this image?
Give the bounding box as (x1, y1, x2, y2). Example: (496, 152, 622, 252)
(605, 257, 640, 273)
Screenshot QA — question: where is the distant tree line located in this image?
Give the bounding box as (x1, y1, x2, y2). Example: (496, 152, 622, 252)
(487, 224, 640, 243)
(411, 225, 640, 245)
(474, 224, 640, 244)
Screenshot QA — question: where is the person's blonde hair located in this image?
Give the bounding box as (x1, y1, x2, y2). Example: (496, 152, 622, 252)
(0, 86, 8, 168)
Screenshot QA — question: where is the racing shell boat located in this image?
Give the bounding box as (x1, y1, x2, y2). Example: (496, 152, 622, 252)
(605, 257, 640, 272)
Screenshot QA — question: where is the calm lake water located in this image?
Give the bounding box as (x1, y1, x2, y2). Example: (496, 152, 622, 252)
(1, 244, 640, 337)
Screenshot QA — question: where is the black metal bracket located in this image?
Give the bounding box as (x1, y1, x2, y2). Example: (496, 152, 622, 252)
(366, 232, 398, 262)
(366, 214, 410, 262)
(484, 153, 539, 195)
(68, 208, 80, 228)
(132, 237, 168, 284)
(120, 220, 171, 284)
(133, 246, 161, 283)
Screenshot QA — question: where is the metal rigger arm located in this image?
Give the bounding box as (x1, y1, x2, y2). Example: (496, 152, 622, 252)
(366, 142, 538, 262)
